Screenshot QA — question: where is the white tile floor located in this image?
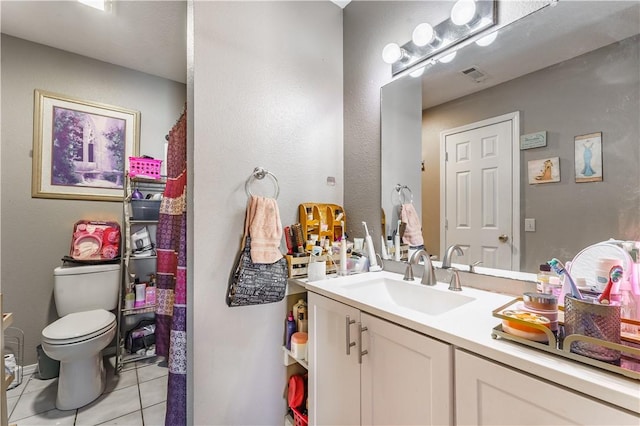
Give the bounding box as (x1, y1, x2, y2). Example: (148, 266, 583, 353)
(6, 356, 167, 425)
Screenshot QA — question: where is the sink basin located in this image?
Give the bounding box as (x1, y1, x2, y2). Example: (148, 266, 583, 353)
(342, 278, 475, 316)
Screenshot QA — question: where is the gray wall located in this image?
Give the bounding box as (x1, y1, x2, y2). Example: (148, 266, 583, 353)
(1, 35, 186, 364)
(192, 2, 342, 424)
(422, 35, 640, 272)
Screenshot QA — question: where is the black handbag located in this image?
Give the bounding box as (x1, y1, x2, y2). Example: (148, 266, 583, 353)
(125, 319, 156, 353)
(227, 201, 287, 307)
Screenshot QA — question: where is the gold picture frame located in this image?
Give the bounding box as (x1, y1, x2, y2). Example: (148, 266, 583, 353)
(32, 89, 140, 201)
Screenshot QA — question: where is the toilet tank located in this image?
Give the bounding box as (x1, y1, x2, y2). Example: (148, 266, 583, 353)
(53, 263, 121, 316)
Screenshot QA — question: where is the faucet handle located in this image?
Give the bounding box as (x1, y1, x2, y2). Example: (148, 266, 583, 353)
(449, 268, 462, 291)
(469, 261, 482, 273)
(403, 262, 415, 281)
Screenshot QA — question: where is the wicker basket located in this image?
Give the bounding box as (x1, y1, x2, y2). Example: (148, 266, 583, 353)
(129, 157, 162, 179)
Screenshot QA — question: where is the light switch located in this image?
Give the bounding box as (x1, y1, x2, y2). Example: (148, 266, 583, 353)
(524, 218, 536, 232)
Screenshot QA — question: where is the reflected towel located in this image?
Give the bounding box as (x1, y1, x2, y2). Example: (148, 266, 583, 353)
(401, 203, 424, 246)
(248, 195, 284, 263)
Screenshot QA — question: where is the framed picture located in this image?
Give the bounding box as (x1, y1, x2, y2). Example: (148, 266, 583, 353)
(575, 132, 603, 183)
(32, 89, 140, 201)
(528, 157, 560, 184)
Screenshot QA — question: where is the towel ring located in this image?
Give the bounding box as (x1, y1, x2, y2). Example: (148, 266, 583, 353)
(245, 167, 280, 199)
(395, 184, 413, 204)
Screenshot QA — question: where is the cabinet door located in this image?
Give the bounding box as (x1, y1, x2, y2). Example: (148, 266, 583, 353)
(308, 292, 361, 426)
(361, 313, 453, 426)
(455, 349, 639, 425)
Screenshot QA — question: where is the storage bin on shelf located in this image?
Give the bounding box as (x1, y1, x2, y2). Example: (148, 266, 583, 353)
(128, 157, 162, 180)
(131, 199, 161, 220)
(285, 253, 345, 279)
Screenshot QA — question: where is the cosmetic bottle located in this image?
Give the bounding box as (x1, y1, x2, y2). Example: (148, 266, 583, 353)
(145, 275, 156, 306)
(134, 278, 146, 308)
(285, 311, 297, 350)
(537, 264, 552, 293)
(293, 298, 307, 329)
(124, 287, 135, 310)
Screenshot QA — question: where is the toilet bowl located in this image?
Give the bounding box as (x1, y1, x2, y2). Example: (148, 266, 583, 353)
(42, 309, 117, 410)
(41, 263, 121, 410)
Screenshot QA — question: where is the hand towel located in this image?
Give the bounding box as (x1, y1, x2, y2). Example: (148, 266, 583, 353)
(248, 195, 284, 263)
(401, 203, 424, 246)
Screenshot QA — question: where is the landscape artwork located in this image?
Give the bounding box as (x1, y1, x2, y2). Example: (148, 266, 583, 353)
(33, 90, 140, 201)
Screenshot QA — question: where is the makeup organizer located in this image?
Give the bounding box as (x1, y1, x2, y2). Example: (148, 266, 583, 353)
(492, 297, 640, 380)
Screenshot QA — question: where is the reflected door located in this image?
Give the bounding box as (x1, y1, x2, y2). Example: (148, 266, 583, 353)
(441, 115, 517, 269)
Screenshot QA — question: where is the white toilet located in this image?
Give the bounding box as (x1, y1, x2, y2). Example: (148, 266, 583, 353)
(41, 263, 120, 410)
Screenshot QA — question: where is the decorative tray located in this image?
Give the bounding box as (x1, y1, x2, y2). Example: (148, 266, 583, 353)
(492, 298, 640, 380)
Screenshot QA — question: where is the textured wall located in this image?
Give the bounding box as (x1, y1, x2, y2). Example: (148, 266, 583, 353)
(0, 35, 186, 364)
(192, 2, 342, 424)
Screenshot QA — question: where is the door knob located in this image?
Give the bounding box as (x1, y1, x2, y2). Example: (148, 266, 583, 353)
(498, 234, 509, 243)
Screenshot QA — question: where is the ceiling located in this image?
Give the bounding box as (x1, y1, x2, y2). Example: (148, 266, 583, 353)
(1, 0, 187, 83)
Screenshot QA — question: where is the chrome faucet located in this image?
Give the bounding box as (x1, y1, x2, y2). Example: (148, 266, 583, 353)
(409, 249, 437, 286)
(442, 244, 464, 269)
(448, 268, 463, 291)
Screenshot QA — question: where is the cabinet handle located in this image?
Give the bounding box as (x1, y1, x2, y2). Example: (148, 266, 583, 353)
(345, 315, 356, 355)
(357, 323, 368, 364)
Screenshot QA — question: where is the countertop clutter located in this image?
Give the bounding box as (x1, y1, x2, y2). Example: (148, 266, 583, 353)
(294, 271, 640, 415)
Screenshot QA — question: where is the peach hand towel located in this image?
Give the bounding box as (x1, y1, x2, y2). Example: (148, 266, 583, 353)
(248, 195, 283, 264)
(401, 203, 424, 246)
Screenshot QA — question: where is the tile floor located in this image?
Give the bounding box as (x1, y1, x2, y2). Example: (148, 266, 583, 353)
(6, 356, 167, 425)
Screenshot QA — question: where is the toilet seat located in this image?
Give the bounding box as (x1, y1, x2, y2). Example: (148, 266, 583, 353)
(42, 309, 116, 346)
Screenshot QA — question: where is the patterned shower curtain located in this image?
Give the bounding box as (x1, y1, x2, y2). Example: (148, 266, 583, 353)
(156, 109, 187, 425)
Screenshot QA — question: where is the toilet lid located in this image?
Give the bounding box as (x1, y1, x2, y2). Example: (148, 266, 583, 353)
(42, 309, 116, 345)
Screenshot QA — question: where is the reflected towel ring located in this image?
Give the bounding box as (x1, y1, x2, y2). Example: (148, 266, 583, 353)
(245, 167, 280, 199)
(395, 184, 413, 204)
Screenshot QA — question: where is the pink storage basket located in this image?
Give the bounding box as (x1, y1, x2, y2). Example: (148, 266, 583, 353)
(128, 157, 162, 179)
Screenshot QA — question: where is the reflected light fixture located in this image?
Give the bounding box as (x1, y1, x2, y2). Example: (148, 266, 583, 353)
(410, 67, 425, 78)
(476, 30, 498, 46)
(451, 0, 478, 26)
(412, 23, 439, 47)
(382, 0, 496, 76)
(439, 51, 457, 63)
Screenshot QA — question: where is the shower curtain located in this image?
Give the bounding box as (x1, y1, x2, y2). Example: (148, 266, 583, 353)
(156, 109, 187, 425)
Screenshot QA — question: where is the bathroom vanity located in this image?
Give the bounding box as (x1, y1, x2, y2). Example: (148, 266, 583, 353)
(294, 272, 639, 425)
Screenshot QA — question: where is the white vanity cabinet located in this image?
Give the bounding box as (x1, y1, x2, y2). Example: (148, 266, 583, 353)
(308, 292, 453, 426)
(455, 349, 639, 425)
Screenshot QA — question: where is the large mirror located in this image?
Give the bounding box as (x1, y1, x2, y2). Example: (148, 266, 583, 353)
(381, 0, 640, 274)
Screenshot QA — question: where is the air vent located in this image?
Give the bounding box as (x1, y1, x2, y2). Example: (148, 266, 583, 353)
(461, 66, 489, 83)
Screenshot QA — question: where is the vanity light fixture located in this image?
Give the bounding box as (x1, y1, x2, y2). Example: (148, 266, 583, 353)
(475, 30, 498, 46)
(382, 43, 410, 64)
(412, 23, 439, 47)
(383, 0, 496, 76)
(451, 0, 478, 26)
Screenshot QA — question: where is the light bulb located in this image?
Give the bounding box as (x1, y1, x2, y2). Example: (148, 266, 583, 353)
(410, 67, 425, 78)
(382, 43, 403, 64)
(439, 51, 457, 63)
(451, 0, 477, 26)
(476, 30, 498, 47)
(412, 23, 436, 47)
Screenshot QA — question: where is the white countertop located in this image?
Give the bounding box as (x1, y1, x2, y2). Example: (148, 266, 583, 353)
(294, 271, 640, 414)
